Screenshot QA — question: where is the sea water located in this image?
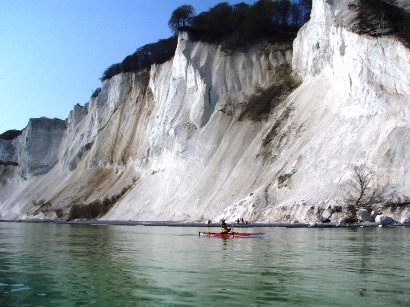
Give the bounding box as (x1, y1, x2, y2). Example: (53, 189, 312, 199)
(0, 222, 409, 306)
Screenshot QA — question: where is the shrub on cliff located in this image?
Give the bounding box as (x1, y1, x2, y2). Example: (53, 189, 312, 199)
(68, 199, 111, 220)
(355, 0, 410, 46)
(0, 129, 22, 140)
(91, 87, 101, 98)
(0, 160, 18, 166)
(68, 185, 132, 219)
(101, 37, 178, 81)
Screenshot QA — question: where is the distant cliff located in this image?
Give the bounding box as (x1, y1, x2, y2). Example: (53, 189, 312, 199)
(0, 0, 409, 223)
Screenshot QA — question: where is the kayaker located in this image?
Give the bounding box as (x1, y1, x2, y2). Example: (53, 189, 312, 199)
(220, 220, 231, 234)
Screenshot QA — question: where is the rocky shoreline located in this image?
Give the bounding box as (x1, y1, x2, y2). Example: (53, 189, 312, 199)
(1, 219, 409, 228)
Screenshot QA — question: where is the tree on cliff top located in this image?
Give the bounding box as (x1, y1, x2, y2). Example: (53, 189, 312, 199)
(102, 1, 313, 80)
(0, 129, 22, 140)
(168, 5, 195, 35)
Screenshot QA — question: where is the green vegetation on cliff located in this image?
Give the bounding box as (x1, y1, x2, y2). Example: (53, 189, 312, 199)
(101, 1, 312, 81)
(0, 130, 22, 140)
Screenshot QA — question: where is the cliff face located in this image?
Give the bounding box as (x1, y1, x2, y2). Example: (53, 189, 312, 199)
(0, 118, 66, 180)
(0, 0, 409, 222)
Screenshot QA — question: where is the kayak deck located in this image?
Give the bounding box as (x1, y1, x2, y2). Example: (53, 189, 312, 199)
(199, 232, 264, 238)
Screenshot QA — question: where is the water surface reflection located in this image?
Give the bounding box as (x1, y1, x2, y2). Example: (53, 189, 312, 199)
(0, 223, 409, 306)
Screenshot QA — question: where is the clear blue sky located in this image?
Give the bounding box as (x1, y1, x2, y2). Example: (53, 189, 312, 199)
(0, 0, 255, 133)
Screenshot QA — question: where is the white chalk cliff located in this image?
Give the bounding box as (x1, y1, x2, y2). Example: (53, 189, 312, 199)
(0, 0, 409, 223)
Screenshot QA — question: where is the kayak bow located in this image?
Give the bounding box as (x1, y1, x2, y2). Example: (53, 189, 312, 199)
(199, 231, 264, 238)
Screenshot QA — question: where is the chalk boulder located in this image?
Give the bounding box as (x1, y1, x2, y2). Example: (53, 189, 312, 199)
(357, 209, 372, 222)
(319, 209, 332, 223)
(401, 217, 410, 224)
(375, 215, 393, 226)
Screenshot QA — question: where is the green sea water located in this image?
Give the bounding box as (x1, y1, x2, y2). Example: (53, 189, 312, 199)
(0, 222, 409, 306)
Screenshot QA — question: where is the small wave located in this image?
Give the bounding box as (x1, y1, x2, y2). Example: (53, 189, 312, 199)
(10, 287, 30, 292)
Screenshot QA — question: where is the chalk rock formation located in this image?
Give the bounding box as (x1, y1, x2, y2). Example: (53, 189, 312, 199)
(375, 215, 393, 226)
(0, 0, 409, 222)
(18, 118, 66, 177)
(357, 209, 372, 222)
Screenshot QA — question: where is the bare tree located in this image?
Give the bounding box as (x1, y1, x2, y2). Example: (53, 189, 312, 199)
(349, 164, 373, 207)
(343, 164, 373, 221)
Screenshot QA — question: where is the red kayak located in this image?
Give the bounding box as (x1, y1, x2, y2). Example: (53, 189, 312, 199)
(199, 231, 264, 238)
